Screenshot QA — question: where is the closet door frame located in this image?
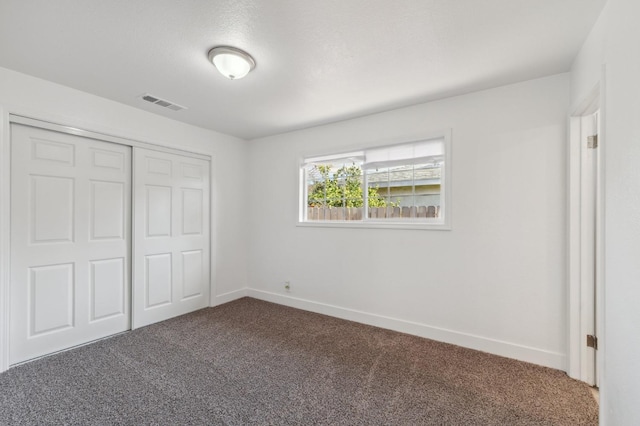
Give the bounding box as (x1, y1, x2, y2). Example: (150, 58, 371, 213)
(0, 113, 214, 372)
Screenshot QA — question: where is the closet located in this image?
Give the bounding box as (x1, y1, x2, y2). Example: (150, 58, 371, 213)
(8, 118, 210, 365)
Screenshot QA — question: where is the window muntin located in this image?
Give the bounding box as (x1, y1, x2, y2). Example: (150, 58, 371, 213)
(301, 136, 449, 227)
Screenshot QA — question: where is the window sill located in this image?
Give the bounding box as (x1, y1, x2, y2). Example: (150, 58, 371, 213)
(296, 220, 451, 231)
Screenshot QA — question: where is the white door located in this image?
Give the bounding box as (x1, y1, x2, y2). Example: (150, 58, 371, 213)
(10, 123, 131, 364)
(133, 148, 210, 328)
(580, 111, 600, 386)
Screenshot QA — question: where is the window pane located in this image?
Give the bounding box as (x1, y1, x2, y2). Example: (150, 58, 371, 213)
(366, 162, 442, 219)
(305, 159, 364, 220)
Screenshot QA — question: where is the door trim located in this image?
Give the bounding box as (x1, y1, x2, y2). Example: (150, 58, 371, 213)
(0, 107, 10, 372)
(0, 113, 214, 372)
(567, 67, 606, 386)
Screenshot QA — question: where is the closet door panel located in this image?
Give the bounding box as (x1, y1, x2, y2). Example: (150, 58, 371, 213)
(10, 123, 131, 365)
(133, 148, 210, 328)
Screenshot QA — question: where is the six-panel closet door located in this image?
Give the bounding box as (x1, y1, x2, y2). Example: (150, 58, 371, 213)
(9, 122, 212, 365)
(132, 148, 210, 328)
(10, 123, 132, 364)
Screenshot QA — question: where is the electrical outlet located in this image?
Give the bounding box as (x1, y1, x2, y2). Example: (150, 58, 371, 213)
(284, 281, 291, 291)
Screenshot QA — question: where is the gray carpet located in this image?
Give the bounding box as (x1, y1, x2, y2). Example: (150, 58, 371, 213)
(0, 297, 598, 425)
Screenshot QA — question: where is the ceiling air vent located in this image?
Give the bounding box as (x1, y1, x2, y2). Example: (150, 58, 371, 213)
(139, 94, 187, 111)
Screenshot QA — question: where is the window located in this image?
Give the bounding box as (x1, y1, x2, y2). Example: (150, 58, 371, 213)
(299, 133, 451, 229)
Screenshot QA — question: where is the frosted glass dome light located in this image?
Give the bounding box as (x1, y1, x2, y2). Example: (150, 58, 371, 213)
(208, 46, 256, 80)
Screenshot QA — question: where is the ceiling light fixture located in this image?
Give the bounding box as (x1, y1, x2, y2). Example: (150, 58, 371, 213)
(208, 46, 256, 80)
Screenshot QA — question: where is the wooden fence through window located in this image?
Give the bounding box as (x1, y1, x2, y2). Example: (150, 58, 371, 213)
(307, 205, 439, 221)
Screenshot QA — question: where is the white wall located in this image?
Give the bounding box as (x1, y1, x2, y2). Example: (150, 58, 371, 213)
(571, 0, 640, 424)
(570, 4, 607, 113)
(247, 74, 570, 369)
(0, 66, 249, 303)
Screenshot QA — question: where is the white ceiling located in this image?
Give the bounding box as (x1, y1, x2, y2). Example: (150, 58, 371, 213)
(0, 0, 606, 140)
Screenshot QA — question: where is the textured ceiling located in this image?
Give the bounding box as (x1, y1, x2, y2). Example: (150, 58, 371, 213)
(0, 0, 606, 140)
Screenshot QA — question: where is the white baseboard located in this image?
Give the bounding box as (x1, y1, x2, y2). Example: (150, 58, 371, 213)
(211, 288, 247, 306)
(246, 289, 566, 371)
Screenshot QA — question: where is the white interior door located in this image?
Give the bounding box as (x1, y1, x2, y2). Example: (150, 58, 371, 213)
(580, 111, 599, 386)
(133, 148, 210, 328)
(10, 123, 131, 364)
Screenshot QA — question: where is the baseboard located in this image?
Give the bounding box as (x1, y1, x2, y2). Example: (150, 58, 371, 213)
(246, 289, 565, 371)
(211, 288, 247, 306)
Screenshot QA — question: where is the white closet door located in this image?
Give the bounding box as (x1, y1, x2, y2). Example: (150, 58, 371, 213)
(10, 123, 131, 364)
(133, 148, 210, 328)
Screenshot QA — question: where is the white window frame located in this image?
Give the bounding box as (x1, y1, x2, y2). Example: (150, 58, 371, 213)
(298, 130, 452, 230)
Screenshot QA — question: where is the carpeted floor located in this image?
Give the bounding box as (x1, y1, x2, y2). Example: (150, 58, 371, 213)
(0, 297, 598, 425)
